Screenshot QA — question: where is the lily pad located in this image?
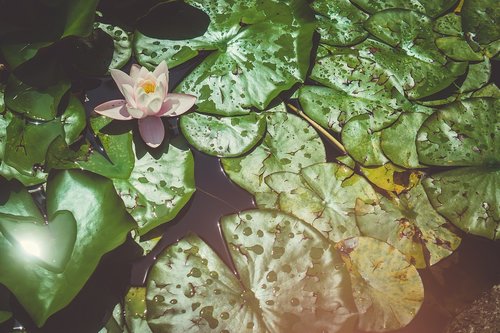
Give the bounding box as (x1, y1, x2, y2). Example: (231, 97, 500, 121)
(350, 0, 457, 17)
(311, 0, 368, 46)
(417, 98, 499, 167)
(423, 167, 499, 240)
(435, 36, 483, 61)
(0, 170, 135, 326)
(336, 237, 424, 331)
(433, 12, 462, 36)
(356, 184, 461, 268)
(96, 22, 132, 70)
(134, 0, 315, 115)
(61, 96, 86, 145)
(146, 210, 357, 333)
(459, 58, 491, 93)
(221, 111, 326, 194)
(112, 136, 195, 235)
(461, 0, 500, 45)
(179, 112, 266, 157)
(359, 163, 422, 194)
(263, 162, 378, 242)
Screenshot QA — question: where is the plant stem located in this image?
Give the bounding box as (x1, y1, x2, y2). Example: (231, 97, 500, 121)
(287, 103, 347, 154)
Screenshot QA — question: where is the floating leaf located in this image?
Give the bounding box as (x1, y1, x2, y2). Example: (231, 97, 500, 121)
(47, 116, 135, 179)
(459, 58, 491, 93)
(311, 0, 368, 46)
(435, 37, 483, 61)
(146, 210, 357, 333)
(336, 237, 424, 331)
(423, 167, 499, 240)
(360, 163, 422, 194)
(417, 98, 499, 167)
(180, 112, 266, 157)
(356, 184, 461, 268)
(0, 171, 135, 326)
(222, 112, 326, 194)
(350, 0, 457, 17)
(380, 111, 433, 169)
(0, 210, 77, 273)
(263, 162, 378, 242)
(96, 22, 132, 70)
(4, 74, 70, 121)
(112, 137, 195, 235)
(61, 96, 86, 145)
(134, 0, 314, 115)
(433, 12, 462, 36)
(461, 0, 500, 45)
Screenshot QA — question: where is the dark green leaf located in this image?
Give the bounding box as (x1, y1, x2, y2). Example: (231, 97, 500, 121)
(180, 112, 266, 157)
(61, 96, 86, 145)
(462, 0, 500, 45)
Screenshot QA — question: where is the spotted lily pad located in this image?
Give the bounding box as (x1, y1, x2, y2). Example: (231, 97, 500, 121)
(95, 22, 132, 70)
(359, 163, 422, 194)
(311, 0, 368, 46)
(146, 210, 357, 333)
(179, 112, 266, 157)
(356, 184, 461, 268)
(112, 136, 195, 235)
(134, 0, 314, 115)
(0, 171, 135, 326)
(350, 0, 457, 17)
(336, 237, 424, 331)
(263, 163, 378, 242)
(222, 112, 326, 194)
(461, 0, 500, 45)
(417, 98, 499, 239)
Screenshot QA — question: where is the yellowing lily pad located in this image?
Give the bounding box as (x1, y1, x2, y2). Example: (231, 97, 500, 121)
(336, 237, 424, 332)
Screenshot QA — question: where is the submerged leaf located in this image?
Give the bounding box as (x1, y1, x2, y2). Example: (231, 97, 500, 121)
(336, 237, 424, 331)
(222, 112, 326, 194)
(146, 210, 357, 333)
(180, 112, 266, 157)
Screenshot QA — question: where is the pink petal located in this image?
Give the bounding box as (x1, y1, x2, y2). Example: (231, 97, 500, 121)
(138, 116, 165, 148)
(159, 93, 196, 117)
(110, 69, 134, 96)
(153, 60, 169, 80)
(94, 100, 131, 120)
(129, 64, 141, 80)
(122, 84, 137, 108)
(127, 107, 145, 119)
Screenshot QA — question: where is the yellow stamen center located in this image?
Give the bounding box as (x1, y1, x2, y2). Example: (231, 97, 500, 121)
(141, 80, 156, 94)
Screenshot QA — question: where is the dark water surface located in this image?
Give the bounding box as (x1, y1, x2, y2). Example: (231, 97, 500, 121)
(3, 60, 499, 333)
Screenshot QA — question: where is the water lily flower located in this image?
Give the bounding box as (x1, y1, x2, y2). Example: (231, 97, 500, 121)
(94, 61, 196, 148)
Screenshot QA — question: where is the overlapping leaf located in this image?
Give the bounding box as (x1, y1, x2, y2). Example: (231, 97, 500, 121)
(96, 22, 133, 71)
(350, 0, 458, 17)
(146, 210, 357, 333)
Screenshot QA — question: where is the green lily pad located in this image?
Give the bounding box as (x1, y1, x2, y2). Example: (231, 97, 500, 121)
(472, 83, 500, 98)
(435, 36, 483, 61)
(180, 112, 266, 157)
(417, 98, 499, 167)
(61, 96, 86, 145)
(433, 12, 463, 36)
(96, 22, 132, 70)
(460, 58, 491, 93)
(221, 112, 326, 194)
(356, 184, 461, 268)
(4, 74, 70, 121)
(0, 210, 77, 273)
(380, 111, 433, 169)
(350, 0, 457, 17)
(264, 162, 378, 242)
(47, 116, 135, 179)
(336, 237, 424, 331)
(134, 0, 314, 115)
(112, 137, 195, 235)
(0, 170, 135, 326)
(461, 0, 500, 45)
(311, 0, 368, 46)
(0, 112, 48, 185)
(147, 210, 357, 333)
(423, 167, 499, 239)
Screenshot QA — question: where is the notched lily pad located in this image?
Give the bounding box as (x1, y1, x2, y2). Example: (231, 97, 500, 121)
(222, 111, 326, 194)
(180, 112, 266, 157)
(336, 237, 424, 332)
(147, 210, 357, 333)
(263, 162, 378, 242)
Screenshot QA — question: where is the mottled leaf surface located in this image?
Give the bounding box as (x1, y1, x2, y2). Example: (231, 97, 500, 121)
(461, 0, 500, 45)
(336, 237, 424, 331)
(96, 22, 132, 70)
(180, 112, 266, 157)
(147, 210, 357, 333)
(350, 0, 457, 17)
(113, 137, 195, 235)
(264, 163, 378, 242)
(222, 112, 326, 194)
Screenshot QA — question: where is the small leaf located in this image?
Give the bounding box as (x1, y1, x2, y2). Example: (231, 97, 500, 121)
(264, 162, 378, 242)
(336, 237, 424, 331)
(180, 112, 266, 157)
(222, 112, 326, 194)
